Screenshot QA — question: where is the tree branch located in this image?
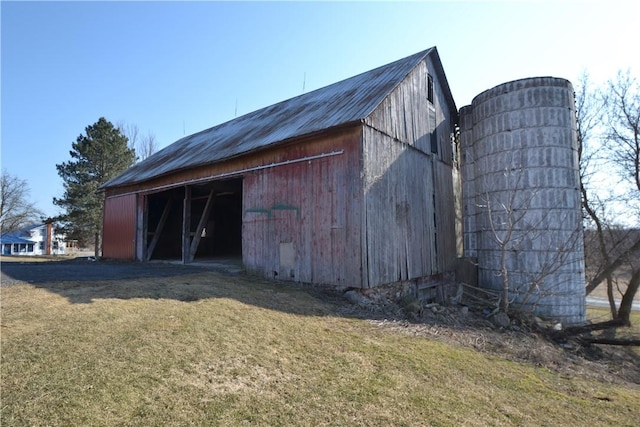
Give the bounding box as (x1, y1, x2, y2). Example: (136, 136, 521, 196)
(585, 237, 640, 294)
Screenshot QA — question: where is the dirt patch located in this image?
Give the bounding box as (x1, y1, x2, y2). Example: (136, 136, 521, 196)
(365, 313, 640, 385)
(319, 285, 640, 386)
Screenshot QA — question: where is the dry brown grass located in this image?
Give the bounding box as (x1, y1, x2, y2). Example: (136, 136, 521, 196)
(2, 268, 639, 426)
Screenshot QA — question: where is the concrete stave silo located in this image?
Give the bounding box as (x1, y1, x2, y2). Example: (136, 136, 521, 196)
(460, 77, 585, 325)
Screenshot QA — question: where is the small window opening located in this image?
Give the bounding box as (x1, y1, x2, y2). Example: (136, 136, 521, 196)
(430, 106, 438, 154)
(427, 74, 434, 104)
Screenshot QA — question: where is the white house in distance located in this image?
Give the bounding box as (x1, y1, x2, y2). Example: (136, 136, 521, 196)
(1, 222, 67, 256)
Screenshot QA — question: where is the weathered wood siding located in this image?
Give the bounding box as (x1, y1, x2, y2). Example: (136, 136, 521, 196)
(433, 158, 458, 271)
(243, 127, 364, 286)
(363, 58, 458, 286)
(362, 127, 437, 286)
(103, 193, 137, 259)
(364, 58, 455, 165)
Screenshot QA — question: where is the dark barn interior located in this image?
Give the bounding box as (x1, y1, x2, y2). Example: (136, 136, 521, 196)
(145, 178, 243, 261)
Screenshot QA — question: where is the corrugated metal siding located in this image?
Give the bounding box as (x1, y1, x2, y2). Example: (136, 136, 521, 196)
(243, 128, 363, 286)
(103, 194, 137, 259)
(102, 49, 440, 190)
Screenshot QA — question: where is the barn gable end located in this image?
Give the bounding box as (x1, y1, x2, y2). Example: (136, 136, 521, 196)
(361, 55, 458, 287)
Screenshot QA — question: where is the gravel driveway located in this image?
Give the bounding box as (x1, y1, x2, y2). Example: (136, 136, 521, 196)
(0, 258, 214, 286)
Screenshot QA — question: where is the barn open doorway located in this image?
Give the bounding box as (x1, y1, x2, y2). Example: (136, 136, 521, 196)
(145, 178, 243, 262)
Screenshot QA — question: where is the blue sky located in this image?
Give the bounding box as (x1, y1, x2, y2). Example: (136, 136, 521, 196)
(2, 1, 639, 218)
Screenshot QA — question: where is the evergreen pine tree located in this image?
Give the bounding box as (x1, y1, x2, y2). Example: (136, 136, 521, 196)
(54, 117, 136, 256)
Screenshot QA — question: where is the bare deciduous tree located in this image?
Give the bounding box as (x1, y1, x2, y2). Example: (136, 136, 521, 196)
(0, 170, 44, 233)
(480, 159, 582, 315)
(117, 122, 158, 162)
(577, 70, 640, 326)
(117, 121, 140, 153)
(138, 131, 158, 161)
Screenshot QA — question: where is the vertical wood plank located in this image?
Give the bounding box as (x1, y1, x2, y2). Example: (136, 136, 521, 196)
(239, 128, 363, 285)
(102, 194, 137, 259)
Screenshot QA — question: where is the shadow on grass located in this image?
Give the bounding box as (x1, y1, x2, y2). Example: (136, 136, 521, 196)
(1, 258, 217, 286)
(0, 258, 347, 316)
(4, 258, 640, 384)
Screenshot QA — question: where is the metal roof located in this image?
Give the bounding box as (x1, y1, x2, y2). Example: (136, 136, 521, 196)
(0, 231, 35, 245)
(103, 47, 446, 189)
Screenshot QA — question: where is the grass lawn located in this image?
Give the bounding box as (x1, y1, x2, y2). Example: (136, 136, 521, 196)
(1, 269, 639, 426)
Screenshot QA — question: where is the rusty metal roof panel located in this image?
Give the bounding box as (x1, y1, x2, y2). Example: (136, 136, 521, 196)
(103, 48, 435, 189)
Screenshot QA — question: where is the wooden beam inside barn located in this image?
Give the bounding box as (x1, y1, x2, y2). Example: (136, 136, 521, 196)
(145, 198, 172, 261)
(182, 186, 191, 264)
(188, 189, 215, 262)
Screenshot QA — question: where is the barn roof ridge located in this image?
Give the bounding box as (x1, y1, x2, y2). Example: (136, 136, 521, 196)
(102, 47, 442, 189)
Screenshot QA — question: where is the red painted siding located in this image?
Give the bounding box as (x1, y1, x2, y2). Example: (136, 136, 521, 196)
(243, 127, 364, 286)
(103, 194, 137, 259)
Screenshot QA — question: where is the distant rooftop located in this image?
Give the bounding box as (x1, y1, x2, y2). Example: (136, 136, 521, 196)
(0, 231, 35, 245)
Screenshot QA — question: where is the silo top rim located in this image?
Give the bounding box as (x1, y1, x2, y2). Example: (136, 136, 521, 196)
(471, 77, 573, 106)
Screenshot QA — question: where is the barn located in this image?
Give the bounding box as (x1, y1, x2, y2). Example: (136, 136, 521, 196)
(100, 47, 459, 289)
